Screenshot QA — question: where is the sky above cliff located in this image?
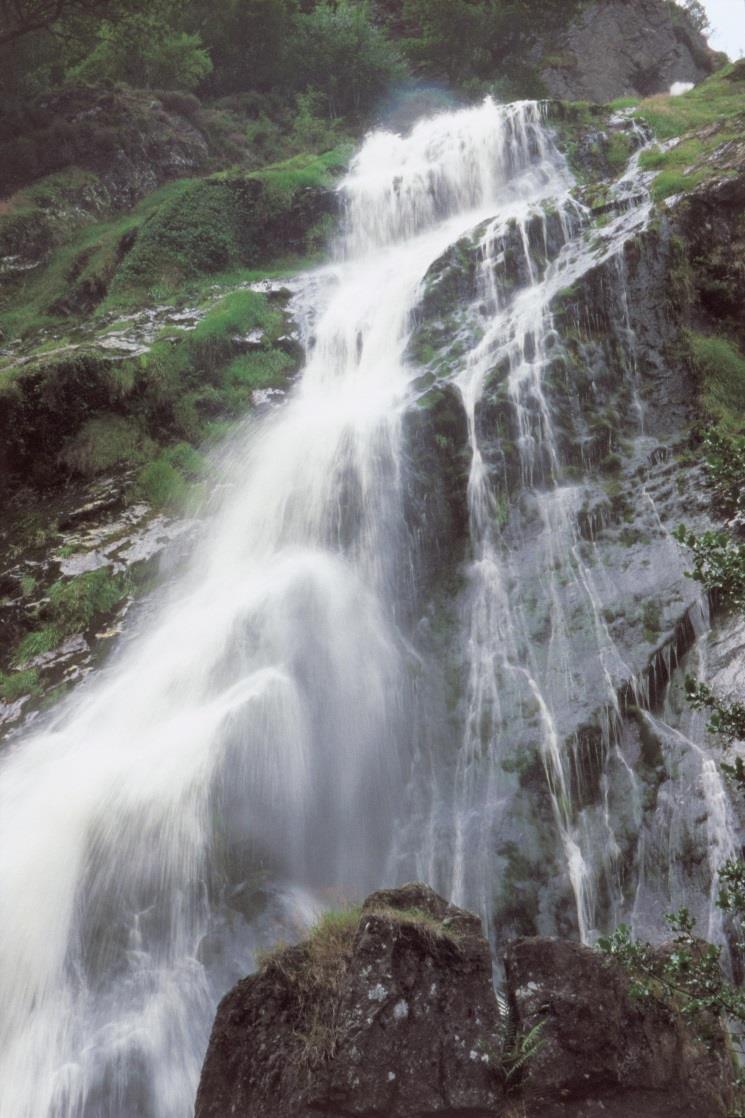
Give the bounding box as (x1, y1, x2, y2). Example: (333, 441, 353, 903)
(703, 0, 745, 57)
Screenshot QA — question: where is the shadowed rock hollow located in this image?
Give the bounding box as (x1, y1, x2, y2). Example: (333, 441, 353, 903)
(195, 884, 734, 1118)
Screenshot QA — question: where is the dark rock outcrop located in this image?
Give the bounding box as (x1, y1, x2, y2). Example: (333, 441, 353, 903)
(535, 0, 718, 103)
(507, 936, 734, 1117)
(195, 883, 504, 1118)
(0, 86, 212, 203)
(195, 884, 734, 1118)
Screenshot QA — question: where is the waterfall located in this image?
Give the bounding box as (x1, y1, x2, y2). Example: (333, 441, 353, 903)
(0, 99, 736, 1117)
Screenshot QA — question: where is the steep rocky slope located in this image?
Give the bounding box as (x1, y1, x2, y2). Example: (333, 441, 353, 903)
(390, 64, 745, 943)
(534, 0, 718, 102)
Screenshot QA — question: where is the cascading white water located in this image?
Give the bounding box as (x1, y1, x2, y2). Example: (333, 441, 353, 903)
(0, 98, 738, 1117)
(0, 99, 563, 1118)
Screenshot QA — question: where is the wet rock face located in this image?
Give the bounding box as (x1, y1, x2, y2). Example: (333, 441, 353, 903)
(535, 0, 716, 103)
(506, 937, 734, 1118)
(195, 884, 733, 1118)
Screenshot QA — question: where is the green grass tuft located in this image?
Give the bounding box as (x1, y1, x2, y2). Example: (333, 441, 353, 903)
(0, 668, 41, 703)
(691, 332, 745, 431)
(14, 626, 63, 665)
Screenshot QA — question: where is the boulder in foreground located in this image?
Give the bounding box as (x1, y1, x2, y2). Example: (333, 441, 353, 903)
(195, 882, 734, 1117)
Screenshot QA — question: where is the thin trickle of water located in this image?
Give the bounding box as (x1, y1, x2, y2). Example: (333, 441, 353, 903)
(0, 97, 737, 1118)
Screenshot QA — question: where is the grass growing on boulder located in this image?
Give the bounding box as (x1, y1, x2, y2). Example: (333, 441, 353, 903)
(259, 906, 362, 1068)
(257, 901, 463, 1069)
(13, 627, 62, 665)
(630, 65, 745, 201)
(0, 177, 198, 341)
(639, 137, 711, 200)
(107, 147, 347, 306)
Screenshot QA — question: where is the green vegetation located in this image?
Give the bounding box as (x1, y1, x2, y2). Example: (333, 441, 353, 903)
(14, 568, 131, 666)
(0, 147, 345, 341)
(629, 65, 745, 201)
(634, 64, 745, 141)
(59, 415, 154, 475)
(258, 900, 464, 1066)
(640, 599, 661, 643)
(0, 175, 199, 341)
(259, 906, 361, 1068)
(647, 428, 745, 1082)
(599, 910, 745, 1053)
(0, 668, 41, 703)
(689, 333, 745, 431)
(639, 138, 710, 200)
(134, 442, 204, 508)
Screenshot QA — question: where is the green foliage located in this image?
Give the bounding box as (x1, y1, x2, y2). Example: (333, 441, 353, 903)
(14, 626, 62, 665)
(638, 137, 711, 200)
(58, 414, 153, 475)
(674, 525, 745, 611)
(191, 289, 276, 344)
(685, 678, 745, 755)
(701, 428, 745, 520)
(634, 64, 745, 141)
(134, 441, 203, 508)
(131, 436, 203, 507)
(673, 420, 745, 1072)
(641, 599, 661, 642)
(401, 0, 500, 83)
(690, 333, 745, 431)
(109, 151, 347, 303)
(598, 910, 745, 1048)
(223, 350, 294, 409)
(0, 668, 41, 702)
(608, 96, 640, 110)
(502, 1021, 544, 1084)
(0, 176, 197, 341)
(68, 13, 212, 90)
(48, 568, 131, 634)
(605, 131, 634, 172)
(293, 1, 404, 117)
(13, 568, 131, 666)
